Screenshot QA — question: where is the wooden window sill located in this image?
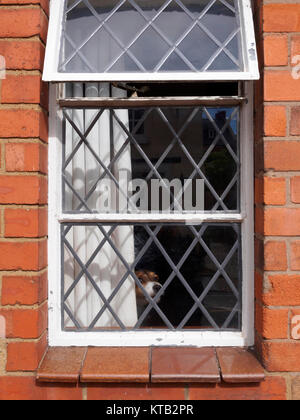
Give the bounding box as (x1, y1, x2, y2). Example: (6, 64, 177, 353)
(36, 346, 265, 384)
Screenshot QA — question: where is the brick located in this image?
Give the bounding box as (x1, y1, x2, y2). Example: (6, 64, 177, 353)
(87, 384, 185, 400)
(291, 376, 300, 401)
(0, 304, 47, 339)
(0, 176, 47, 204)
(290, 107, 300, 136)
(4, 207, 47, 238)
(255, 206, 264, 237)
(1, 75, 48, 107)
(254, 102, 263, 144)
(291, 177, 300, 204)
(265, 71, 300, 102)
(5, 143, 47, 173)
(5, 143, 48, 174)
(41, 385, 83, 401)
(263, 274, 300, 306)
(255, 269, 264, 303)
(291, 35, 300, 62)
(291, 309, 300, 319)
(0, 40, 44, 71)
(1, 272, 47, 305)
(254, 141, 264, 174)
(37, 347, 87, 383)
(189, 377, 286, 400)
(255, 177, 263, 205)
(253, 1, 263, 37)
(81, 347, 150, 383)
(0, 377, 45, 400)
(0, 239, 47, 271)
(255, 305, 288, 339)
(264, 106, 286, 137)
(291, 309, 300, 341)
(255, 238, 264, 271)
(264, 208, 300, 236)
(0, 376, 82, 400)
(263, 177, 286, 206)
(38, 109, 48, 142)
(264, 35, 288, 67)
(291, 241, 300, 271)
(291, 36, 300, 83)
(265, 142, 300, 171)
(261, 342, 300, 372)
(0, 1, 49, 16)
(6, 334, 47, 372)
(264, 241, 287, 271)
(264, 4, 300, 32)
(0, 109, 47, 141)
(0, 8, 48, 42)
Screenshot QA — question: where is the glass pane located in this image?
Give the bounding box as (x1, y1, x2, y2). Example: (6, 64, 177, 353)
(59, 0, 244, 73)
(62, 222, 242, 331)
(62, 102, 240, 213)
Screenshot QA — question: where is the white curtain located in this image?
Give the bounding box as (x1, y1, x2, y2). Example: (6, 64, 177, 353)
(64, 82, 138, 329)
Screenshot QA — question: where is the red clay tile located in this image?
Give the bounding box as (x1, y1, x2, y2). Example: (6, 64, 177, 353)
(36, 347, 87, 383)
(216, 347, 265, 383)
(80, 347, 150, 383)
(151, 347, 220, 383)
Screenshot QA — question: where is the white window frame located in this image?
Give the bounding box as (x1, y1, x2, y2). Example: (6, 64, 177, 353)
(48, 82, 254, 347)
(43, 0, 259, 82)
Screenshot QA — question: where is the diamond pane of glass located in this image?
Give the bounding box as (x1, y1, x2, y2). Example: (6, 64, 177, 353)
(62, 223, 242, 331)
(59, 0, 244, 74)
(62, 101, 240, 213)
(201, 1, 238, 43)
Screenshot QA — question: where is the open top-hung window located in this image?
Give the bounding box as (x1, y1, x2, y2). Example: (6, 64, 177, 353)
(45, 0, 259, 347)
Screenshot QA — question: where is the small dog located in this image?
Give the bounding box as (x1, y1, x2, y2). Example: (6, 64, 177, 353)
(135, 269, 163, 309)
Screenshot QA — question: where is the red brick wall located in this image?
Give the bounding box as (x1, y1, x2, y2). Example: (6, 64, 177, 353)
(0, 0, 49, 398)
(0, 0, 299, 400)
(253, 0, 300, 400)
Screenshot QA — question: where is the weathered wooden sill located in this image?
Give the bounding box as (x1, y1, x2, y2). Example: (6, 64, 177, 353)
(36, 346, 265, 384)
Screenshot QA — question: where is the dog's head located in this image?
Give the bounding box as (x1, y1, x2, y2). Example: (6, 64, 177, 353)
(135, 269, 163, 305)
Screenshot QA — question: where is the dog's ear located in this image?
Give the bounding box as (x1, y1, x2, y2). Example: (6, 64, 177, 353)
(135, 270, 147, 283)
(147, 271, 159, 282)
(136, 270, 160, 283)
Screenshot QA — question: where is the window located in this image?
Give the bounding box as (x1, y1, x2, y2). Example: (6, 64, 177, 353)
(45, 0, 258, 347)
(44, 0, 259, 81)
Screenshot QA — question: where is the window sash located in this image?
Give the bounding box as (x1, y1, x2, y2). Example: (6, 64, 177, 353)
(61, 101, 241, 216)
(62, 221, 243, 332)
(43, 0, 259, 82)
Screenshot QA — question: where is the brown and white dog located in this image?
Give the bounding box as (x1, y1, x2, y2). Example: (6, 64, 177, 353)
(135, 269, 163, 308)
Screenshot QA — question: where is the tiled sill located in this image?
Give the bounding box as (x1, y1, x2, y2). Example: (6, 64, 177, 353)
(36, 347, 265, 384)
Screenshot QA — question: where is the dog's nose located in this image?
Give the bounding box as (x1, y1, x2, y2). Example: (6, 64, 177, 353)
(153, 284, 162, 294)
